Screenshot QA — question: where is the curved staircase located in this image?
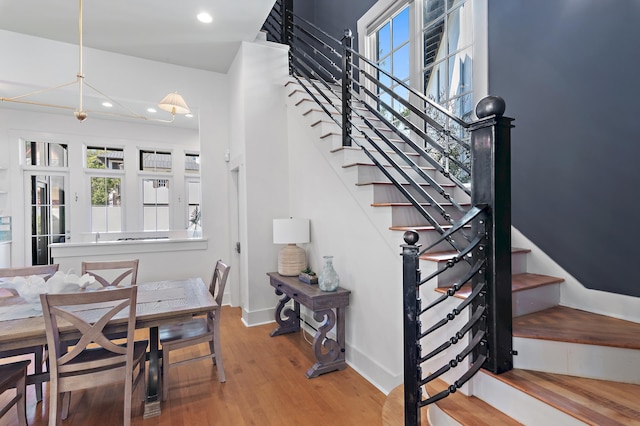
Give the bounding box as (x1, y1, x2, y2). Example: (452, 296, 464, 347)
(285, 78, 640, 425)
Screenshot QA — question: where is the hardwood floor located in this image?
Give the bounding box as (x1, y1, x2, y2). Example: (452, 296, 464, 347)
(0, 306, 386, 426)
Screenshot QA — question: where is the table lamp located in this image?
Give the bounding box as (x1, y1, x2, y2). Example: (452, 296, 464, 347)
(273, 218, 310, 276)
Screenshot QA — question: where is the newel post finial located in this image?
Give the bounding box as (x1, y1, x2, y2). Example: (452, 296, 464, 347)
(475, 95, 506, 118)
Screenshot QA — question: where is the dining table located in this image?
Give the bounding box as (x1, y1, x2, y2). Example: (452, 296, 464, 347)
(0, 277, 216, 419)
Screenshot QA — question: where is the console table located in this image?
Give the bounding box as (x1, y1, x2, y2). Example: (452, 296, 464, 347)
(267, 272, 350, 378)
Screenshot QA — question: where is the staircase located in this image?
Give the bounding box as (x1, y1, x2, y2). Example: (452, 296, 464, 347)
(285, 79, 640, 425)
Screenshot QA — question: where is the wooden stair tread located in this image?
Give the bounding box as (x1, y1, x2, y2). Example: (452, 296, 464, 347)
(513, 305, 640, 350)
(484, 369, 640, 425)
(382, 384, 430, 426)
(434, 273, 564, 299)
(425, 378, 522, 425)
(421, 247, 530, 262)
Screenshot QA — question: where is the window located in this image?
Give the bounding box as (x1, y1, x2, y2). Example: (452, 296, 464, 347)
(25, 141, 68, 167)
(90, 177, 122, 232)
(140, 150, 172, 172)
(86, 146, 124, 232)
(186, 180, 201, 231)
(87, 146, 124, 170)
(143, 178, 170, 231)
(185, 153, 200, 174)
(185, 153, 201, 234)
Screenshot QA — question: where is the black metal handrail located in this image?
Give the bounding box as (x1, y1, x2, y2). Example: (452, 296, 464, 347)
(262, 3, 514, 425)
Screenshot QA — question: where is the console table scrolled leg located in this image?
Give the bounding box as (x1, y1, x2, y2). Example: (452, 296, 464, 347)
(270, 289, 300, 336)
(306, 308, 347, 378)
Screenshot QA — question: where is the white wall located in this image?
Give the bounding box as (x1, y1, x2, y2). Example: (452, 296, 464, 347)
(227, 40, 291, 325)
(0, 29, 231, 286)
(226, 37, 403, 393)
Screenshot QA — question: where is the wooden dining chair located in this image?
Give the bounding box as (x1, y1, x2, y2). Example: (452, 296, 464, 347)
(0, 360, 31, 426)
(159, 260, 230, 401)
(81, 259, 139, 287)
(40, 286, 148, 426)
(0, 263, 60, 402)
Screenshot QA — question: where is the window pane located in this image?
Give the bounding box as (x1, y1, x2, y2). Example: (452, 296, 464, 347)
(447, 2, 473, 54)
(187, 181, 201, 205)
(185, 154, 200, 173)
(91, 177, 122, 232)
(423, 18, 445, 68)
(378, 58, 392, 88)
(50, 176, 65, 205)
(392, 7, 410, 48)
(424, 0, 445, 26)
(87, 147, 124, 170)
(392, 44, 410, 80)
(140, 150, 172, 172)
(424, 61, 446, 104)
(448, 47, 472, 97)
(25, 141, 68, 167)
(49, 144, 68, 167)
(143, 178, 170, 231)
(377, 22, 391, 58)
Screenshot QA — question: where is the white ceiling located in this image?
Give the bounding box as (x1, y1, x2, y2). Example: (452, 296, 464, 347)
(0, 0, 276, 127)
(0, 0, 275, 74)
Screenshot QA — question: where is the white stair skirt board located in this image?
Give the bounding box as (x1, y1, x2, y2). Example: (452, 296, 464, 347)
(428, 405, 464, 426)
(473, 371, 587, 426)
(513, 337, 640, 385)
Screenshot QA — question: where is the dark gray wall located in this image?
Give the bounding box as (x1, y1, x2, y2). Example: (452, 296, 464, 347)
(488, 0, 640, 297)
(296, 0, 377, 49)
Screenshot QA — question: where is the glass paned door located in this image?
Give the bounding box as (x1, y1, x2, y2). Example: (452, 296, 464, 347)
(26, 173, 68, 265)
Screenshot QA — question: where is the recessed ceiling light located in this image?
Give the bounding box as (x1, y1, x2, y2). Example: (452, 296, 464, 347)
(147, 108, 157, 113)
(197, 12, 213, 24)
(102, 102, 113, 108)
(185, 113, 194, 118)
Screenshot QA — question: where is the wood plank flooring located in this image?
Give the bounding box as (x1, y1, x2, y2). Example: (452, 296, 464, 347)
(0, 306, 385, 426)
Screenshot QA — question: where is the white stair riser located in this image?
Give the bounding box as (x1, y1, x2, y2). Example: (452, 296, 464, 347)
(386, 204, 468, 227)
(513, 284, 560, 317)
(350, 164, 438, 185)
(513, 338, 640, 385)
(370, 182, 469, 205)
(421, 251, 528, 288)
(393, 228, 471, 253)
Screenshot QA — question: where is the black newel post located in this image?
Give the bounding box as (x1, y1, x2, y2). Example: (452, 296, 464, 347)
(469, 96, 514, 374)
(341, 29, 353, 147)
(402, 230, 421, 426)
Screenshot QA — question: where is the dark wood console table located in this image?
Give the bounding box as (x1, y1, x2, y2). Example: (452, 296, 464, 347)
(267, 272, 351, 378)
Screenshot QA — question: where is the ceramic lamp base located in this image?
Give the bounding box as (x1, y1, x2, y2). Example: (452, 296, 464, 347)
(278, 244, 307, 276)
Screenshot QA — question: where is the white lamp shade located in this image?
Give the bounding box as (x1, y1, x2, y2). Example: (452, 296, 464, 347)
(273, 218, 310, 244)
(158, 92, 190, 115)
